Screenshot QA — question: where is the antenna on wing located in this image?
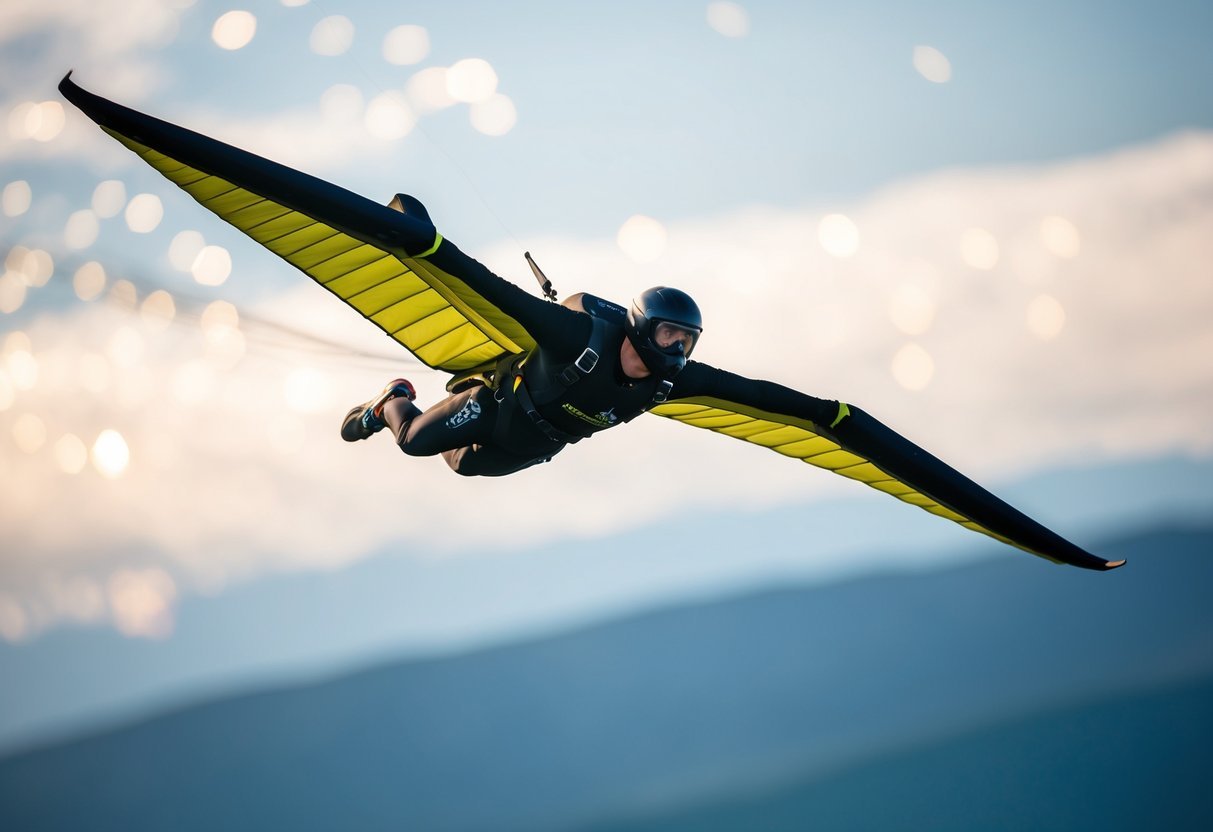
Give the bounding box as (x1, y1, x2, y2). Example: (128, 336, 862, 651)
(524, 251, 558, 302)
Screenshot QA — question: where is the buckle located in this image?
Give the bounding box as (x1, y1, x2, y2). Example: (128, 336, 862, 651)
(653, 379, 673, 403)
(574, 348, 599, 373)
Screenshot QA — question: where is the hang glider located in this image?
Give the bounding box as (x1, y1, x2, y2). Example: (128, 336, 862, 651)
(60, 73, 1124, 571)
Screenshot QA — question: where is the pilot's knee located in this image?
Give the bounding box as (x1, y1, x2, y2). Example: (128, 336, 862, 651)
(443, 447, 481, 476)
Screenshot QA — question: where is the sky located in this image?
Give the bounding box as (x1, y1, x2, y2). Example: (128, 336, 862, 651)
(2, 0, 1213, 650)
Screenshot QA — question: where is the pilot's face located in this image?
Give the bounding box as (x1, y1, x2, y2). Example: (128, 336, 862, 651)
(653, 321, 698, 355)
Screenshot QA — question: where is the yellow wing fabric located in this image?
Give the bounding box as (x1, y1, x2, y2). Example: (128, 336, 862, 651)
(652, 396, 1123, 571)
(60, 74, 534, 373)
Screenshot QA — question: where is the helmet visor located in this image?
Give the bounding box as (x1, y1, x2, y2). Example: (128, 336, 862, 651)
(652, 321, 700, 357)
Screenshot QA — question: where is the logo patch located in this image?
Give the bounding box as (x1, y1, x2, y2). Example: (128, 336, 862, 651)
(562, 403, 619, 428)
(446, 398, 482, 428)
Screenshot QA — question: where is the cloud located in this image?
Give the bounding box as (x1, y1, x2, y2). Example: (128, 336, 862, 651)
(3, 130, 1212, 640)
(0, 0, 183, 100)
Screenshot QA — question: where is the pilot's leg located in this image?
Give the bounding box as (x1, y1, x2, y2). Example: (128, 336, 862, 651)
(384, 385, 494, 458)
(386, 385, 561, 477)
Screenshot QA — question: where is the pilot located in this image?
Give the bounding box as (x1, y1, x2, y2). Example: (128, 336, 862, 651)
(341, 286, 706, 477)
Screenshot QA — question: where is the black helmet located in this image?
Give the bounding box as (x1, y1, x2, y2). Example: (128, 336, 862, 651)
(625, 286, 703, 378)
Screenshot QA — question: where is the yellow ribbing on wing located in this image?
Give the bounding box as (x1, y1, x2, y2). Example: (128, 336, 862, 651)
(101, 128, 531, 373)
(651, 396, 1028, 556)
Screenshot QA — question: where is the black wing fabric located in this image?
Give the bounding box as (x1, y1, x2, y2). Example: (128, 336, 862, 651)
(652, 398, 1123, 571)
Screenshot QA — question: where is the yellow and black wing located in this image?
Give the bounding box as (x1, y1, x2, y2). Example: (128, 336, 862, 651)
(652, 396, 1124, 571)
(59, 73, 533, 374)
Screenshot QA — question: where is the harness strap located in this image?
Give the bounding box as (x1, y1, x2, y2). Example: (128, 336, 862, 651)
(557, 346, 599, 386)
(496, 374, 578, 445)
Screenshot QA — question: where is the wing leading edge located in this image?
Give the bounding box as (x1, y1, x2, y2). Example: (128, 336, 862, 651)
(59, 73, 535, 373)
(652, 397, 1124, 570)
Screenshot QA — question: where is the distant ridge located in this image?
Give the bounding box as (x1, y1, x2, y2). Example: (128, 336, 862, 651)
(1, 525, 1210, 831)
(4, 454, 1211, 756)
(584, 672, 1213, 832)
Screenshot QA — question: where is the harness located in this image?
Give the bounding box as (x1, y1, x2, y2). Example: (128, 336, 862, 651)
(496, 313, 674, 445)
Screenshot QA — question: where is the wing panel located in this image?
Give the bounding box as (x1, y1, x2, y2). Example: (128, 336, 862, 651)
(65, 78, 535, 372)
(415, 325, 493, 368)
(324, 257, 411, 294)
(651, 395, 1119, 570)
(309, 245, 385, 283)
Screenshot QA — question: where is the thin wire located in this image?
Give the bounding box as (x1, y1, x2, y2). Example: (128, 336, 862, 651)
(342, 35, 528, 255)
(44, 252, 419, 371)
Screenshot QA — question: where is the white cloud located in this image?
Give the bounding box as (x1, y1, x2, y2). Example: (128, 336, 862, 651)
(0, 0, 187, 168)
(2, 130, 1212, 639)
(0, 0, 182, 99)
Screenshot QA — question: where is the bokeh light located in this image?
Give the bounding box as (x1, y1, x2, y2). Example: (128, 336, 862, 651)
(959, 227, 999, 269)
(470, 94, 517, 136)
(8, 246, 54, 287)
(212, 11, 257, 51)
(15, 101, 67, 143)
(7, 103, 33, 140)
(3, 330, 31, 355)
(707, 2, 750, 38)
(2, 180, 31, 217)
(1027, 294, 1066, 340)
(407, 67, 456, 112)
(0, 372, 12, 411)
(201, 299, 240, 337)
(617, 215, 668, 263)
(383, 24, 429, 65)
(4, 247, 26, 275)
(125, 193, 164, 233)
(0, 272, 25, 314)
(201, 300, 246, 366)
(108, 569, 176, 639)
(891, 343, 935, 391)
(310, 15, 355, 56)
(1041, 215, 1081, 258)
(5, 344, 38, 390)
(109, 279, 138, 309)
(13, 413, 47, 453)
(817, 213, 860, 258)
(73, 261, 108, 301)
(365, 92, 416, 140)
(92, 429, 131, 479)
(140, 290, 177, 330)
(65, 210, 100, 249)
(91, 180, 127, 218)
(913, 45, 952, 83)
(34, 102, 66, 142)
(54, 433, 89, 475)
(446, 58, 498, 103)
(169, 230, 206, 271)
(192, 245, 232, 286)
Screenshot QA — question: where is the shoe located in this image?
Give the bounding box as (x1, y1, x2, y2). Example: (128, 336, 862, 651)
(340, 378, 416, 442)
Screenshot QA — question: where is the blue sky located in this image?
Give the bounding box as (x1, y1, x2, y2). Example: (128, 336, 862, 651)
(2, 0, 1213, 655)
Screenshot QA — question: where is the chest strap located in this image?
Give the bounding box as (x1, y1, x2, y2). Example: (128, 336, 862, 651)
(557, 346, 599, 386)
(496, 374, 579, 445)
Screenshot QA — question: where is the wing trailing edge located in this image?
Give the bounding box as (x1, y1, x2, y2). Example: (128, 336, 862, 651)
(652, 397, 1123, 571)
(59, 73, 535, 373)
